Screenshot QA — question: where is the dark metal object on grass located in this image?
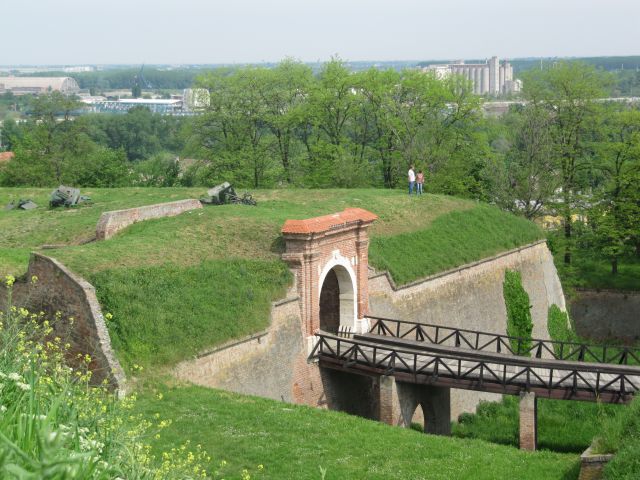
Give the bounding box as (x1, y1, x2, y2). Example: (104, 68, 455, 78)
(200, 182, 257, 206)
(5, 199, 38, 211)
(49, 186, 91, 208)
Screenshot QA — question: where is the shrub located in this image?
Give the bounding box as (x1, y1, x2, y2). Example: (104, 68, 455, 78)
(547, 304, 577, 355)
(503, 270, 533, 355)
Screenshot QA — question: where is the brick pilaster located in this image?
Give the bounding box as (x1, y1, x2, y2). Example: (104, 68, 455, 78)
(519, 391, 538, 450)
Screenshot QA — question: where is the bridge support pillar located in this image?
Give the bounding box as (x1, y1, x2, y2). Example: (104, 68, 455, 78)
(422, 386, 451, 435)
(519, 391, 538, 451)
(377, 375, 398, 426)
(376, 376, 451, 435)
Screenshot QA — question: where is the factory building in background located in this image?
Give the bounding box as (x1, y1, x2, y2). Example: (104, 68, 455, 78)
(422, 57, 522, 95)
(0, 77, 80, 95)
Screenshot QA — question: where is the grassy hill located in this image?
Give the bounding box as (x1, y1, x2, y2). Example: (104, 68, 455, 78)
(0, 187, 543, 370)
(133, 384, 580, 480)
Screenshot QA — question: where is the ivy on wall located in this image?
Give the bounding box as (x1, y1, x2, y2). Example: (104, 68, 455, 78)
(503, 270, 533, 356)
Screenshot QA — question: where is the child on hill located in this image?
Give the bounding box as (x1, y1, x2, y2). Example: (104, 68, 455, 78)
(416, 170, 425, 195)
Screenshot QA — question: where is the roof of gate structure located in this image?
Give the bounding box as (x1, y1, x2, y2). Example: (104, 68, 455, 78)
(281, 208, 378, 235)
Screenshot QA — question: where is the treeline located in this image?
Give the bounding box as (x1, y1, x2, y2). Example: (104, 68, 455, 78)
(186, 59, 486, 192)
(1, 59, 639, 275)
(0, 94, 188, 187)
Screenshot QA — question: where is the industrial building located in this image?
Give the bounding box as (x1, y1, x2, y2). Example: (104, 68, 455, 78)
(0, 77, 80, 95)
(422, 57, 521, 95)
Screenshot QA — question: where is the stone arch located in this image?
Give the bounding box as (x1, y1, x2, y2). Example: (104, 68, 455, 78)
(411, 403, 426, 432)
(318, 261, 357, 332)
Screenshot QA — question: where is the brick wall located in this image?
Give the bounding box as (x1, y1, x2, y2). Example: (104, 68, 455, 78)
(6, 254, 126, 392)
(96, 199, 202, 240)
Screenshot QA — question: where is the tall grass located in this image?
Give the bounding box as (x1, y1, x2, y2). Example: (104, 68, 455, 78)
(91, 259, 291, 370)
(598, 396, 640, 478)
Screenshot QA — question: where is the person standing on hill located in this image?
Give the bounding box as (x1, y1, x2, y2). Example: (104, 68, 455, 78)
(416, 170, 425, 195)
(408, 165, 416, 195)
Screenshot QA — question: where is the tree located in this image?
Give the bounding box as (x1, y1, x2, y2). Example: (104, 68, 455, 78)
(591, 108, 640, 273)
(260, 59, 313, 184)
(489, 105, 559, 219)
(353, 68, 401, 187)
(522, 61, 610, 264)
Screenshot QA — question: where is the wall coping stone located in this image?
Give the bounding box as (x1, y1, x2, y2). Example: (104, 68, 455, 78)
(96, 199, 202, 240)
(368, 240, 548, 291)
(579, 446, 614, 480)
(30, 253, 127, 394)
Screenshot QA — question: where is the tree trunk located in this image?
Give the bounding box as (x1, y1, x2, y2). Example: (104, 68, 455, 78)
(612, 257, 618, 275)
(563, 216, 572, 265)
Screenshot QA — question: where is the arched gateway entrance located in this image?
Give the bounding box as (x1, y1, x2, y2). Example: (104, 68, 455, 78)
(319, 265, 355, 332)
(281, 208, 377, 349)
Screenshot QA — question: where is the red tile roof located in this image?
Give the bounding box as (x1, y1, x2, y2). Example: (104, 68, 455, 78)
(0, 152, 15, 163)
(282, 208, 378, 235)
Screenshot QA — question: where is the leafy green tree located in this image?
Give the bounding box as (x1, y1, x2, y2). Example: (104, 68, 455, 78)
(591, 108, 640, 273)
(522, 61, 610, 264)
(353, 68, 401, 187)
(0, 117, 21, 151)
(260, 59, 313, 183)
(133, 153, 181, 186)
(489, 105, 559, 218)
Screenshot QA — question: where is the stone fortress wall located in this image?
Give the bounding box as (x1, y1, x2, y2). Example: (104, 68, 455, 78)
(570, 289, 640, 343)
(175, 239, 566, 421)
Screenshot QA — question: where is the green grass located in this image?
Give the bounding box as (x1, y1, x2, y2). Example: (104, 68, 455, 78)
(369, 205, 543, 285)
(558, 255, 640, 292)
(133, 385, 580, 480)
(0, 187, 543, 371)
(596, 397, 640, 479)
(547, 231, 640, 292)
(93, 260, 290, 370)
(453, 396, 625, 454)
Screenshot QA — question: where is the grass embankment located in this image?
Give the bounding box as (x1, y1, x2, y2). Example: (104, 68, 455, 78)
(453, 396, 625, 453)
(594, 396, 640, 478)
(134, 385, 580, 480)
(369, 205, 542, 285)
(0, 188, 543, 372)
(556, 255, 640, 293)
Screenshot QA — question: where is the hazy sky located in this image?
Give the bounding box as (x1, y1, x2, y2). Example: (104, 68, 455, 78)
(3, 0, 640, 65)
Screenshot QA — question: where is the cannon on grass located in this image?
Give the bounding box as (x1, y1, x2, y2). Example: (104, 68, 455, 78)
(4, 199, 38, 211)
(49, 185, 91, 208)
(200, 182, 256, 206)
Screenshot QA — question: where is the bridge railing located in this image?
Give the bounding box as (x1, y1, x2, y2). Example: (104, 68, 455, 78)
(366, 315, 640, 366)
(310, 332, 639, 403)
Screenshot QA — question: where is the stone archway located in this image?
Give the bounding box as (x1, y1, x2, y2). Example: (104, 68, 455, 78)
(319, 265, 356, 333)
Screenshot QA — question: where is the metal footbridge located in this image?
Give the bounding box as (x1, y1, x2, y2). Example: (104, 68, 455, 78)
(310, 316, 640, 404)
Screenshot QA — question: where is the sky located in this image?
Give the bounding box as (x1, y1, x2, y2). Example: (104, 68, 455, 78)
(3, 0, 640, 65)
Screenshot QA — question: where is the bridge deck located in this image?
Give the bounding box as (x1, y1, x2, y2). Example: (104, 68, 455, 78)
(313, 331, 640, 403)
